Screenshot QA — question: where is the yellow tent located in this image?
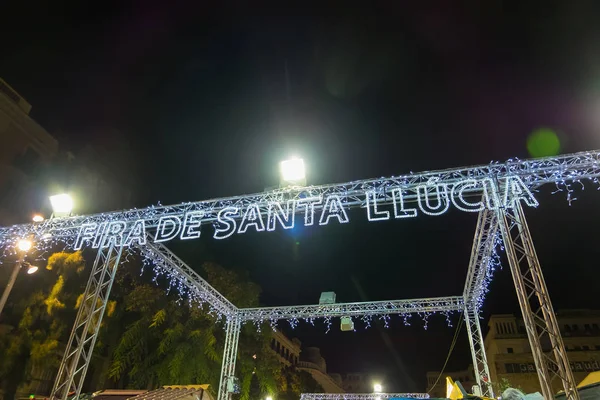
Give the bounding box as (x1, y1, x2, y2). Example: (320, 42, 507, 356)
(577, 371, 600, 388)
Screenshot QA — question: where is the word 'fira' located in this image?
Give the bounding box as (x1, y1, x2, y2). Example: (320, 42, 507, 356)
(75, 176, 536, 249)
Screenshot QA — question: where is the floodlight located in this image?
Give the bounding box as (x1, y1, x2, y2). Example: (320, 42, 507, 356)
(32, 214, 44, 222)
(280, 158, 306, 185)
(27, 265, 39, 275)
(373, 383, 383, 393)
(17, 239, 33, 252)
(49, 194, 73, 216)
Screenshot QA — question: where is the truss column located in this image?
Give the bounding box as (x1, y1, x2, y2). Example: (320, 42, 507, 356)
(217, 316, 242, 400)
(496, 201, 579, 400)
(463, 306, 494, 398)
(51, 244, 123, 400)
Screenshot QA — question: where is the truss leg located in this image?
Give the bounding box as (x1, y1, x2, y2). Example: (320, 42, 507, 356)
(496, 202, 579, 400)
(51, 244, 123, 400)
(464, 306, 494, 398)
(217, 317, 241, 400)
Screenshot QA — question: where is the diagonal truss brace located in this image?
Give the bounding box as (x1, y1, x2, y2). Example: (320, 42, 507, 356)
(51, 243, 123, 400)
(139, 241, 237, 319)
(497, 201, 579, 400)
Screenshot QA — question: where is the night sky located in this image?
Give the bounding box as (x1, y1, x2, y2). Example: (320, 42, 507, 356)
(3, 1, 600, 392)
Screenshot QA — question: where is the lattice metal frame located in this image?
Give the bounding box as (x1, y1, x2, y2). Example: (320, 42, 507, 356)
(462, 209, 497, 397)
(299, 394, 430, 400)
(217, 317, 241, 400)
(51, 243, 124, 400)
(0, 151, 593, 400)
(497, 201, 580, 400)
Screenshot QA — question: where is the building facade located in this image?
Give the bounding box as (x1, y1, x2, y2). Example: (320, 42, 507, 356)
(485, 310, 600, 394)
(270, 331, 344, 393)
(0, 78, 58, 225)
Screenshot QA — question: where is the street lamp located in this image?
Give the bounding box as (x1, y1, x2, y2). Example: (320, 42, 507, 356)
(17, 238, 33, 252)
(0, 239, 35, 317)
(26, 265, 39, 275)
(373, 383, 383, 393)
(279, 157, 306, 187)
(32, 214, 44, 222)
(266, 396, 273, 400)
(49, 193, 74, 217)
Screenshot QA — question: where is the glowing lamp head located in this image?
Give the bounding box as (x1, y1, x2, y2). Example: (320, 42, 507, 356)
(27, 265, 39, 275)
(266, 397, 273, 400)
(49, 194, 73, 216)
(280, 158, 306, 185)
(32, 214, 44, 222)
(373, 383, 383, 393)
(17, 239, 33, 252)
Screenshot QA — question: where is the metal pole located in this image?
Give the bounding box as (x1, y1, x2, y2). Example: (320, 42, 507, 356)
(496, 201, 580, 400)
(0, 259, 21, 318)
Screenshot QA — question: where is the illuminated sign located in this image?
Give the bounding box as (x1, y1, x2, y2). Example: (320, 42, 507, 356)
(75, 176, 536, 249)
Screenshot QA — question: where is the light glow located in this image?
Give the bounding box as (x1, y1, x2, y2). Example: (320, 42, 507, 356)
(373, 383, 383, 393)
(49, 194, 74, 215)
(32, 214, 44, 222)
(280, 158, 305, 183)
(27, 265, 38, 274)
(17, 239, 33, 252)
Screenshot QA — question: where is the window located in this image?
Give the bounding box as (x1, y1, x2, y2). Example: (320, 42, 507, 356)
(505, 364, 515, 373)
(583, 346, 590, 351)
(574, 346, 582, 351)
(585, 324, 592, 332)
(595, 345, 600, 350)
(593, 323, 599, 331)
(573, 325, 579, 331)
(507, 347, 514, 354)
(565, 325, 572, 332)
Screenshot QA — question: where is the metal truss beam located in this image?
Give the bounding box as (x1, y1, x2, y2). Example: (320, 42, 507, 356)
(463, 307, 494, 398)
(217, 317, 241, 400)
(51, 244, 123, 400)
(238, 296, 464, 323)
(139, 242, 237, 319)
(462, 208, 496, 398)
(300, 393, 430, 400)
(2, 150, 599, 243)
(463, 208, 498, 308)
(497, 201, 579, 400)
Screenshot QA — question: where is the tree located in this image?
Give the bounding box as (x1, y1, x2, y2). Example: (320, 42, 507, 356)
(108, 262, 283, 398)
(0, 251, 107, 399)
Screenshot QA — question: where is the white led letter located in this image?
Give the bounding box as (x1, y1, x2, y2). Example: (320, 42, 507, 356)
(365, 191, 390, 221)
(124, 219, 147, 246)
(75, 223, 98, 250)
(214, 207, 238, 240)
(101, 221, 127, 248)
(154, 216, 182, 243)
(238, 204, 265, 234)
(319, 195, 349, 225)
(181, 211, 204, 240)
(297, 196, 322, 226)
(92, 222, 108, 248)
(391, 189, 417, 218)
(267, 200, 295, 231)
(451, 179, 485, 212)
(417, 183, 450, 216)
(503, 176, 538, 208)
